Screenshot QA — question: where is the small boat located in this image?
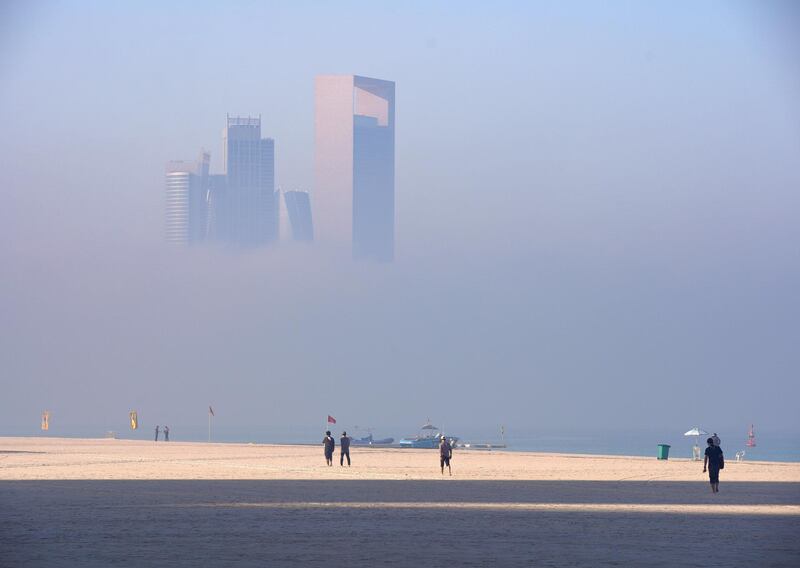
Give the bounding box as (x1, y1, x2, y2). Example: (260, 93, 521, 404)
(350, 433, 394, 446)
(454, 442, 507, 450)
(399, 420, 458, 448)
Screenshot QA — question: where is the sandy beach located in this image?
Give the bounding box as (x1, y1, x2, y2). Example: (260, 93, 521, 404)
(2, 437, 799, 566)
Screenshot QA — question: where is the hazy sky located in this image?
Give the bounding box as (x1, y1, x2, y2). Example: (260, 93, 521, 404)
(1, 1, 798, 440)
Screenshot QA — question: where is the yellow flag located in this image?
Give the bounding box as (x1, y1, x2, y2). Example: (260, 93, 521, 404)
(129, 411, 138, 430)
(41, 410, 50, 431)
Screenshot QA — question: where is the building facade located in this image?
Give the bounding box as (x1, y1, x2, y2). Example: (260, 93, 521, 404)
(283, 190, 314, 242)
(165, 152, 210, 246)
(314, 75, 395, 260)
(220, 115, 278, 246)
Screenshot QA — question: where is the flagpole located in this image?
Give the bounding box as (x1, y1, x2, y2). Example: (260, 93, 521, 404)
(208, 408, 211, 443)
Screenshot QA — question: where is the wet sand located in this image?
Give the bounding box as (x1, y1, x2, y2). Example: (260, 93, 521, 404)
(1, 437, 799, 566)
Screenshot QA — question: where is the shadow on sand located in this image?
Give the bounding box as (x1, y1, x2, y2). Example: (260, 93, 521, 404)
(1, 480, 798, 567)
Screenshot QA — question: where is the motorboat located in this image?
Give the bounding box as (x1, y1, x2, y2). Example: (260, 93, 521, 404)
(399, 420, 458, 448)
(454, 441, 507, 450)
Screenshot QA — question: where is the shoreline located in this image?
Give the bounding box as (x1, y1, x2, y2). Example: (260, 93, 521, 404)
(2, 435, 797, 465)
(2, 436, 799, 481)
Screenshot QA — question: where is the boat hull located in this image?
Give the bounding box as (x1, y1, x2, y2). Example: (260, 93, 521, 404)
(399, 436, 458, 449)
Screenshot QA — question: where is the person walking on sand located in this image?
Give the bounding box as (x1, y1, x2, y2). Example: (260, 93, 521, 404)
(439, 435, 453, 476)
(340, 431, 351, 466)
(154, 425, 160, 442)
(703, 437, 725, 493)
(164, 426, 170, 442)
(323, 430, 335, 466)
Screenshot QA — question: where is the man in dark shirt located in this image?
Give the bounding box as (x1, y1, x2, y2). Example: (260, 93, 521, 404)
(439, 435, 453, 476)
(164, 426, 170, 442)
(154, 425, 159, 442)
(340, 431, 351, 466)
(703, 437, 724, 493)
(323, 431, 335, 466)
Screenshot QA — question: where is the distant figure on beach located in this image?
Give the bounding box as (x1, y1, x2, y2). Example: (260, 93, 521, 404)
(154, 425, 160, 442)
(712, 433, 721, 447)
(703, 437, 724, 493)
(164, 426, 170, 442)
(323, 431, 335, 466)
(439, 435, 452, 476)
(340, 431, 351, 466)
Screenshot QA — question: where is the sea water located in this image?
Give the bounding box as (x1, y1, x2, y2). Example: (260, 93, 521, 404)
(220, 426, 800, 462)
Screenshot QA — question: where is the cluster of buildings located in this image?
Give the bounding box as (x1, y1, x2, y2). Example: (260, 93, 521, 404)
(165, 74, 395, 261)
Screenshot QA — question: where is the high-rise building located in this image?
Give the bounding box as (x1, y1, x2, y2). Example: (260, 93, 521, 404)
(283, 190, 314, 242)
(165, 152, 210, 246)
(315, 75, 395, 261)
(205, 173, 226, 242)
(220, 115, 277, 246)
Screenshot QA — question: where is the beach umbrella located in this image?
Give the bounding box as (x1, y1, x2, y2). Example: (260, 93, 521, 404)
(684, 427, 708, 437)
(684, 427, 708, 449)
(685, 427, 708, 460)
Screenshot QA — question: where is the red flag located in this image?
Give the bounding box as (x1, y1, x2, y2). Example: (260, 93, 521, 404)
(209, 406, 215, 417)
(327, 415, 336, 424)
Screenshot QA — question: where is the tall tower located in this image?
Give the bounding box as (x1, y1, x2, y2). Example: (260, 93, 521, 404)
(221, 115, 277, 246)
(165, 152, 210, 246)
(314, 75, 395, 261)
(284, 190, 314, 242)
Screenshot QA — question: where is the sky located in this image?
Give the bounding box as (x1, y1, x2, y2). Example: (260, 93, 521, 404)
(1, 1, 798, 442)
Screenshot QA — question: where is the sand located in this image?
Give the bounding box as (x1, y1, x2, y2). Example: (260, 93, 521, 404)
(2, 437, 799, 567)
(3, 436, 799, 482)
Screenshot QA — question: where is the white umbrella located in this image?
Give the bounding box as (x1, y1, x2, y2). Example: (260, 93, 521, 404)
(684, 427, 708, 437)
(684, 427, 708, 460)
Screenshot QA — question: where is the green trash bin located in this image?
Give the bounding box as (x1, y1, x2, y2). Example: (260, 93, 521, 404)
(657, 444, 671, 460)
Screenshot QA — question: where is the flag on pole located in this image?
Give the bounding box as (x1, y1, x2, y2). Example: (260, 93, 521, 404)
(209, 406, 215, 417)
(327, 415, 336, 424)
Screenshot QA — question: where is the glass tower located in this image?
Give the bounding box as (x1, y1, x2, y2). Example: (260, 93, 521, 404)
(284, 190, 314, 242)
(165, 152, 210, 246)
(221, 115, 277, 246)
(315, 75, 395, 261)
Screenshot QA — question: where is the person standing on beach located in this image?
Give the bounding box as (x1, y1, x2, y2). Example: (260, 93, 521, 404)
(439, 435, 453, 476)
(154, 425, 160, 442)
(164, 426, 170, 442)
(323, 431, 335, 466)
(703, 437, 724, 493)
(340, 431, 351, 466)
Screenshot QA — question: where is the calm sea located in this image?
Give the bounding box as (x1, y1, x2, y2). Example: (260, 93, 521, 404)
(214, 427, 800, 463)
(498, 430, 800, 463)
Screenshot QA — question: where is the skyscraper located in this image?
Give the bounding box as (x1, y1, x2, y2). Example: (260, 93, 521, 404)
(283, 190, 314, 242)
(205, 173, 226, 242)
(164, 152, 210, 246)
(315, 75, 395, 261)
(220, 115, 277, 246)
